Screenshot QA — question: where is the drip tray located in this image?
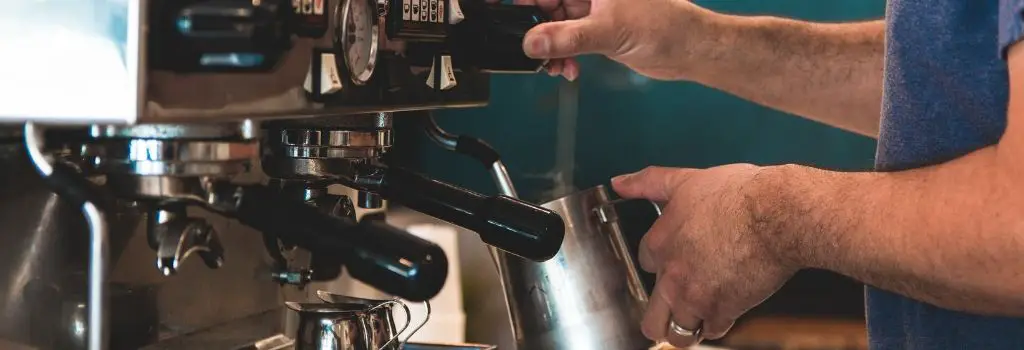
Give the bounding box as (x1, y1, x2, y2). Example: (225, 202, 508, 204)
(237, 334, 495, 350)
(404, 343, 497, 350)
(142, 309, 494, 350)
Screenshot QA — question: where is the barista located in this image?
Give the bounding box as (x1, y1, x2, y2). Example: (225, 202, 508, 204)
(517, 0, 1024, 349)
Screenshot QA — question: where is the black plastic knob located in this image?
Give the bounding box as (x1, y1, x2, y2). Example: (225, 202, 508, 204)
(149, 0, 292, 72)
(376, 167, 565, 261)
(451, 2, 548, 73)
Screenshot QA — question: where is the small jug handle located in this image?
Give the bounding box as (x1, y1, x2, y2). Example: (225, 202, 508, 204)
(403, 300, 431, 344)
(370, 299, 431, 349)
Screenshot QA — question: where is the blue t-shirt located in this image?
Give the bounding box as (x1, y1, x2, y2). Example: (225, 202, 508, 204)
(869, 0, 1024, 348)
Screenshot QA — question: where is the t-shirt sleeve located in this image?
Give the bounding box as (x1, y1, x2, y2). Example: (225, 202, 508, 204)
(1000, 0, 1024, 59)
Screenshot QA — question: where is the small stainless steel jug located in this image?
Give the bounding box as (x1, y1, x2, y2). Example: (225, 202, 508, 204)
(286, 294, 420, 350)
(496, 185, 657, 350)
(315, 291, 430, 347)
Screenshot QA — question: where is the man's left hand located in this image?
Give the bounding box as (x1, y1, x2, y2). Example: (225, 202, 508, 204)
(611, 164, 800, 347)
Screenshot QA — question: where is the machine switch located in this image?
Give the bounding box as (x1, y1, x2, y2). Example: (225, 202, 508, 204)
(304, 52, 344, 95)
(426, 55, 457, 90)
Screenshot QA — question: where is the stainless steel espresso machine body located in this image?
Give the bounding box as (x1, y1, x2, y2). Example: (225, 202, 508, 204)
(0, 1, 566, 349)
(2, 0, 542, 125)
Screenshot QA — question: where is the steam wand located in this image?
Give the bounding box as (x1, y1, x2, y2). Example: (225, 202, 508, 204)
(424, 115, 519, 197)
(24, 123, 110, 350)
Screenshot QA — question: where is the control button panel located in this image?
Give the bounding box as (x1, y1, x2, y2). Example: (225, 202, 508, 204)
(292, 0, 331, 38)
(387, 0, 448, 41)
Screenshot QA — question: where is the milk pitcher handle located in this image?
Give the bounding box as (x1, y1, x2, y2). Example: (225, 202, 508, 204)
(597, 199, 663, 224)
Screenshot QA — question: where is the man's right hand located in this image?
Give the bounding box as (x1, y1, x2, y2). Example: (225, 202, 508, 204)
(516, 0, 722, 82)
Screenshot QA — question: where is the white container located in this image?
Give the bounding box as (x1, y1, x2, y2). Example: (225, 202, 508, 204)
(397, 224, 466, 343)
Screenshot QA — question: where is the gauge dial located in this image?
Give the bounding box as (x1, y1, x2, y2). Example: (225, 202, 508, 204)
(337, 0, 380, 85)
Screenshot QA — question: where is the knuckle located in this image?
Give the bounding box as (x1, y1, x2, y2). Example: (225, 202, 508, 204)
(639, 165, 665, 177)
(661, 265, 688, 285)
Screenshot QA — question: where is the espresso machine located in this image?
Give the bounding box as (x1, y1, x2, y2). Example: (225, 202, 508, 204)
(0, 0, 566, 349)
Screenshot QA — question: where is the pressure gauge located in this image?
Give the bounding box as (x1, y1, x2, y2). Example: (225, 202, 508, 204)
(337, 0, 380, 85)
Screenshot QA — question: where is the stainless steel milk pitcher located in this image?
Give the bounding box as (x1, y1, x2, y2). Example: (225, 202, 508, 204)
(497, 185, 656, 350)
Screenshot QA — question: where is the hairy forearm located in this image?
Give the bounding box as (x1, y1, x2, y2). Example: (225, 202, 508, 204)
(757, 147, 1024, 316)
(690, 15, 885, 137)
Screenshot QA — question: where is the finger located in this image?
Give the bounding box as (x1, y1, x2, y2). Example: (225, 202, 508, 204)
(533, 0, 564, 12)
(546, 59, 564, 77)
(666, 314, 704, 348)
(562, 57, 580, 81)
(523, 19, 608, 59)
(551, 6, 568, 21)
(701, 318, 737, 340)
(637, 209, 685, 273)
(641, 275, 673, 341)
(660, 279, 705, 348)
(611, 166, 697, 202)
(637, 233, 657, 272)
(513, 0, 537, 4)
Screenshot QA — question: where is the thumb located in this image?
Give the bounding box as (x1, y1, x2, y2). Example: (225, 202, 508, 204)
(611, 167, 694, 202)
(524, 19, 608, 59)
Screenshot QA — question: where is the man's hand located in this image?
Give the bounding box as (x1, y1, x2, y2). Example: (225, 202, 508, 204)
(514, 0, 885, 136)
(611, 165, 799, 347)
(515, 0, 720, 81)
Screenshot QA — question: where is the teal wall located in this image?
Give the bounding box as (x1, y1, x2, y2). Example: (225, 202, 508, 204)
(402, 0, 885, 204)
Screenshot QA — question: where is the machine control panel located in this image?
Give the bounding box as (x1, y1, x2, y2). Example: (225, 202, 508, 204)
(139, 0, 548, 123)
(293, 0, 332, 38)
(0, 0, 549, 124)
(387, 0, 450, 41)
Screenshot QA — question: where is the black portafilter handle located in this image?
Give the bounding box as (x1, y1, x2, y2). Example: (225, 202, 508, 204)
(374, 166, 564, 262)
(231, 185, 448, 302)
